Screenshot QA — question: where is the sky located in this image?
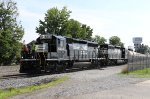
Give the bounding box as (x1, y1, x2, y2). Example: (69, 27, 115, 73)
(15, 0, 150, 48)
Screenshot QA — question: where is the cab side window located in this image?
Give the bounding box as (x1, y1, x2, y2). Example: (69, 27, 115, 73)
(50, 38, 56, 52)
(58, 39, 64, 48)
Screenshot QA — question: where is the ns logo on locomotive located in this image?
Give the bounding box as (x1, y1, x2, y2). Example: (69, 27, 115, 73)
(20, 34, 128, 74)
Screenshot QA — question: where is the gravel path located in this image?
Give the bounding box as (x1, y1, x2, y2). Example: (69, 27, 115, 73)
(10, 64, 150, 99)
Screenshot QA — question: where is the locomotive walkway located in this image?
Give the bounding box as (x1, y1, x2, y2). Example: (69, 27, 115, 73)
(10, 64, 150, 99)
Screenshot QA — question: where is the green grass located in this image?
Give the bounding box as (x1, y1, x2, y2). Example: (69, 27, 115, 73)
(129, 68, 150, 77)
(121, 68, 150, 78)
(0, 76, 69, 99)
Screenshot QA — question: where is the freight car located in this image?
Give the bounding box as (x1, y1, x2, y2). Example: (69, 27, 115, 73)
(20, 34, 99, 73)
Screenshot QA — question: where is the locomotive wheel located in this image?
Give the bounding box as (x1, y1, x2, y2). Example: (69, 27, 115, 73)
(97, 61, 101, 69)
(62, 62, 67, 73)
(19, 63, 29, 73)
(55, 63, 59, 73)
(100, 61, 104, 67)
(19, 65, 25, 73)
(54, 63, 63, 73)
(114, 60, 118, 65)
(34, 67, 41, 74)
(90, 60, 97, 69)
(67, 61, 74, 69)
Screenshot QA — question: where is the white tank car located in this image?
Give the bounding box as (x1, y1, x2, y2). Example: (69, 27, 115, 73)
(127, 50, 147, 62)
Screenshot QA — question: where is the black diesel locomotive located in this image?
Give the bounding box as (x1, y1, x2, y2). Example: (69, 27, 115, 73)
(99, 44, 128, 66)
(20, 34, 127, 73)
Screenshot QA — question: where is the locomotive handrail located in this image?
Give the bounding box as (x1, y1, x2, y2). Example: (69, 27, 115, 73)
(78, 50, 79, 60)
(20, 59, 38, 61)
(43, 52, 46, 71)
(49, 44, 51, 59)
(38, 53, 41, 65)
(74, 50, 75, 60)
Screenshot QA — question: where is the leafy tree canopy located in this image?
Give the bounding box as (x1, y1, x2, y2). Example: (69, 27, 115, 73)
(0, 0, 24, 65)
(94, 35, 107, 45)
(65, 19, 81, 38)
(109, 36, 124, 47)
(36, 7, 93, 40)
(80, 24, 93, 40)
(136, 44, 150, 54)
(36, 7, 71, 35)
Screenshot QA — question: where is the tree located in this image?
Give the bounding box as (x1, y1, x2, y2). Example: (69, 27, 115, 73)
(36, 7, 93, 40)
(65, 19, 81, 38)
(94, 35, 107, 45)
(109, 36, 120, 45)
(146, 46, 150, 54)
(80, 24, 93, 40)
(36, 7, 71, 35)
(136, 44, 150, 54)
(65, 19, 93, 40)
(119, 42, 124, 47)
(0, 0, 24, 65)
(109, 36, 124, 47)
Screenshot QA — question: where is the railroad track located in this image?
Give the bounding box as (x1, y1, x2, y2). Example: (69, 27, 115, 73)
(0, 65, 95, 80)
(0, 63, 124, 80)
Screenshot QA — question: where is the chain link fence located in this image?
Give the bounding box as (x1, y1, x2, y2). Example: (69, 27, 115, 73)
(127, 51, 150, 72)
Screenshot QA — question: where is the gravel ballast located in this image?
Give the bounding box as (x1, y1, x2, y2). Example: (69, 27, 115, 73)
(0, 66, 65, 89)
(0, 75, 62, 89)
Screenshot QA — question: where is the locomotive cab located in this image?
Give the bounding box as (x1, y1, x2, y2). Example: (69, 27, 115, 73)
(38, 35, 68, 72)
(36, 35, 67, 59)
(99, 44, 110, 59)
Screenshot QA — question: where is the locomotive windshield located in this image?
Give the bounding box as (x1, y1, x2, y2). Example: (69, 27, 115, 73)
(100, 44, 108, 50)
